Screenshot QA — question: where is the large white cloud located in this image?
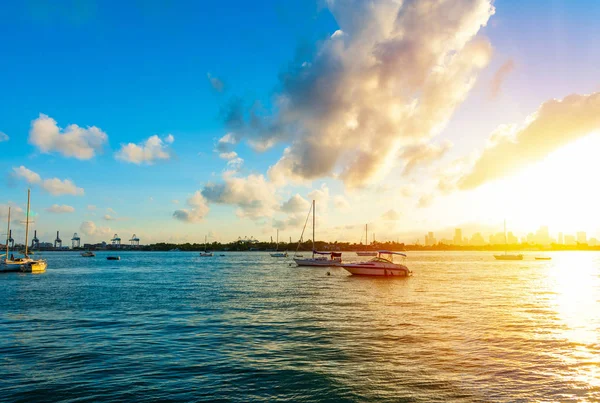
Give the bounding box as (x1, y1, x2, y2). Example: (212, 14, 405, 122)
(29, 114, 108, 159)
(458, 92, 600, 189)
(80, 221, 112, 239)
(173, 191, 210, 223)
(201, 173, 278, 219)
(222, 0, 494, 188)
(115, 134, 174, 165)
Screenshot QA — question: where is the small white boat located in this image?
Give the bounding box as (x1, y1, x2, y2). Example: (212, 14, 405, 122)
(535, 256, 552, 261)
(356, 224, 377, 256)
(199, 235, 213, 257)
(342, 251, 411, 277)
(81, 251, 95, 257)
(293, 200, 342, 267)
(270, 229, 288, 257)
(294, 251, 342, 267)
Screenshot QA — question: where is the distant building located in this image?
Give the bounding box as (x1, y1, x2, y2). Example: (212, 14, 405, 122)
(558, 232, 563, 245)
(564, 235, 577, 246)
(470, 232, 486, 246)
(589, 238, 599, 247)
(453, 229, 462, 245)
(534, 226, 551, 245)
(425, 232, 436, 246)
(577, 231, 587, 245)
(490, 232, 505, 245)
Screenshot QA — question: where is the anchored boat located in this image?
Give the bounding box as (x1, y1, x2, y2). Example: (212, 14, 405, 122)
(293, 200, 342, 267)
(342, 251, 411, 277)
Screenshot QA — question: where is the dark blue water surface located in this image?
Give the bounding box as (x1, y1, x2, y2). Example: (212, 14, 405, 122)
(1, 251, 599, 402)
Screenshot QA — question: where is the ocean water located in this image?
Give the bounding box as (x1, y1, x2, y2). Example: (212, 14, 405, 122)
(1, 251, 599, 402)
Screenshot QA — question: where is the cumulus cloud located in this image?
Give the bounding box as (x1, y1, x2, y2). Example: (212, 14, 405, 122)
(103, 214, 116, 221)
(0, 132, 9, 142)
(382, 209, 401, 220)
(400, 140, 453, 175)
(201, 173, 277, 219)
(418, 194, 434, 208)
(308, 183, 330, 207)
(0, 204, 24, 220)
(115, 134, 174, 165)
(226, 157, 244, 172)
(333, 195, 350, 211)
(42, 178, 84, 196)
(280, 194, 310, 213)
(87, 205, 96, 210)
(11, 165, 84, 196)
(214, 133, 239, 153)
(459, 92, 600, 189)
(207, 73, 225, 92)
(29, 114, 108, 159)
(12, 166, 42, 184)
(173, 191, 210, 223)
(45, 204, 75, 214)
(490, 59, 515, 99)
(80, 221, 112, 238)
(226, 0, 493, 187)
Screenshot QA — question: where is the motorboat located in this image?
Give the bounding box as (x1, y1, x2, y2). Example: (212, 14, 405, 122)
(535, 256, 552, 260)
(293, 200, 342, 267)
(81, 251, 95, 257)
(1, 190, 47, 273)
(107, 256, 120, 260)
(341, 251, 411, 277)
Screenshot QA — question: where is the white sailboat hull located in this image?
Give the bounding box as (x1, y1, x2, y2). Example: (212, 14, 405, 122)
(294, 258, 341, 267)
(270, 252, 288, 257)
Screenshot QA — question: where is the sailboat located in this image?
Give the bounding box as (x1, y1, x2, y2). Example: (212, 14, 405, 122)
(199, 235, 213, 257)
(270, 229, 288, 257)
(494, 220, 523, 261)
(356, 224, 377, 256)
(293, 200, 342, 267)
(1, 190, 47, 273)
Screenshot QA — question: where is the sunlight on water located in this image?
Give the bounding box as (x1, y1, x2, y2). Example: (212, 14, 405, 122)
(1, 251, 599, 402)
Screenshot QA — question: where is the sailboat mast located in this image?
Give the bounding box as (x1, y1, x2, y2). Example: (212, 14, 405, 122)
(312, 200, 315, 257)
(25, 189, 30, 257)
(366, 224, 368, 248)
(5, 207, 10, 259)
(276, 229, 279, 251)
(504, 219, 507, 255)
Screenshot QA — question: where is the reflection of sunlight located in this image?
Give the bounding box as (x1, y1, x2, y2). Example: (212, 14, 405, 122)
(548, 253, 599, 345)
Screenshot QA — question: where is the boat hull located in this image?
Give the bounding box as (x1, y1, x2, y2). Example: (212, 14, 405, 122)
(199, 253, 213, 257)
(1, 259, 47, 273)
(294, 258, 341, 267)
(21, 260, 47, 273)
(270, 252, 288, 257)
(342, 264, 411, 277)
(494, 254, 523, 260)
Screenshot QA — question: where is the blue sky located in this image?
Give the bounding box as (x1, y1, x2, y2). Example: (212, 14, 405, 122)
(1, 0, 600, 245)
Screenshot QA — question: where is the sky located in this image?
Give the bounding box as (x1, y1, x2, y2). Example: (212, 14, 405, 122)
(1, 0, 600, 245)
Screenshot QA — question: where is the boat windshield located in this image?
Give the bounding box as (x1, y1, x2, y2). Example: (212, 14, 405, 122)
(370, 257, 393, 264)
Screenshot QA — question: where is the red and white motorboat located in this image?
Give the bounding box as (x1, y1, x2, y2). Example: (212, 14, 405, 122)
(341, 251, 411, 277)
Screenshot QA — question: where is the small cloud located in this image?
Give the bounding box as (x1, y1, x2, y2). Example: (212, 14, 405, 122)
(219, 151, 238, 160)
(333, 195, 350, 211)
(381, 209, 401, 221)
(418, 194, 434, 208)
(103, 214, 115, 221)
(490, 59, 515, 99)
(214, 132, 239, 153)
(87, 205, 96, 210)
(226, 157, 244, 172)
(12, 166, 42, 184)
(0, 132, 9, 142)
(46, 204, 75, 214)
(171, 199, 179, 204)
(207, 73, 225, 93)
(115, 134, 174, 165)
(106, 207, 116, 215)
(400, 141, 453, 175)
(42, 178, 84, 196)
